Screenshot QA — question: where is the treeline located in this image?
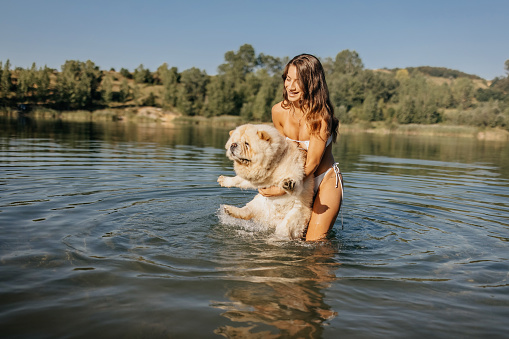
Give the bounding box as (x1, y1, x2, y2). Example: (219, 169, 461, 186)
(1, 44, 508, 129)
(405, 66, 483, 80)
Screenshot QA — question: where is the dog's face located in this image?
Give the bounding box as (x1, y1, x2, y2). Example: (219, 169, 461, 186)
(225, 124, 279, 167)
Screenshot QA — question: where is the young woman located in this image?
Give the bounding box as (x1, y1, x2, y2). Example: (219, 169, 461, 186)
(259, 54, 343, 241)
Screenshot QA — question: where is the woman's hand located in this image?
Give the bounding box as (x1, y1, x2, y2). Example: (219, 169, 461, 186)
(258, 186, 286, 197)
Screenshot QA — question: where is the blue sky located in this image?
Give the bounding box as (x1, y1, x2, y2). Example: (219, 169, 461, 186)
(1, 0, 508, 79)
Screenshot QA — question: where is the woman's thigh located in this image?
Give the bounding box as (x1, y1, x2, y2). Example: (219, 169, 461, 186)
(306, 171, 343, 241)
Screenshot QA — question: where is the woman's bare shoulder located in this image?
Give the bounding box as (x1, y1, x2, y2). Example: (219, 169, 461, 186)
(271, 102, 287, 131)
(271, 102, 286, 120)
(272, 101, 286, 113)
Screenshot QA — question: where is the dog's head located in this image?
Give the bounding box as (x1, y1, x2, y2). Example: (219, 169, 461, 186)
(225, 124, 283, 169)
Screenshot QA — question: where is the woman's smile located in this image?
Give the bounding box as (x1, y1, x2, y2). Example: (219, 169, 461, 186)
(285, 65, 302, 102)
(287, 89, 300, 99)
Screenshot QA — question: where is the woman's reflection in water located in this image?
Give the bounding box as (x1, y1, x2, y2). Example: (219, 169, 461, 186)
(212, 241, 340, 338)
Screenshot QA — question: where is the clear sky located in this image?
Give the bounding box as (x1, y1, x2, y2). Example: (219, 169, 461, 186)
(1, 0, 508, 80)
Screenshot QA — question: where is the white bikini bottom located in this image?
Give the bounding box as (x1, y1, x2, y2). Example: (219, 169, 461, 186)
(313, 162, 343, 195)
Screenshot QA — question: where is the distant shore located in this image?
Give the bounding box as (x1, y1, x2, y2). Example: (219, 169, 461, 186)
(2, 107, 508, 141)
(340, 122, 509, 141)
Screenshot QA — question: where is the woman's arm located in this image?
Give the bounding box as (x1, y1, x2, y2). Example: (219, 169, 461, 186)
(303, 119, 329, 178)
(259, 185, 286, 197)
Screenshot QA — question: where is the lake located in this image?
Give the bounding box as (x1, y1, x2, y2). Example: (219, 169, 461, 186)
(1, 116, 508, 338)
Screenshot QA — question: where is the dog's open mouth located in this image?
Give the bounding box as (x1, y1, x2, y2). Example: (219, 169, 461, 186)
(229, 149, 251, 165)
(234, 157, 251, 165)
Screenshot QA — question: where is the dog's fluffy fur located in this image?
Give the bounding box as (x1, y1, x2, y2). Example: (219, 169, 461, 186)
(217, 124, 313, 239)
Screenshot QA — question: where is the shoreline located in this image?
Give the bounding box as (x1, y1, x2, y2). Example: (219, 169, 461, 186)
(340, 122, 509, 141)
(2, 107, 508, 141)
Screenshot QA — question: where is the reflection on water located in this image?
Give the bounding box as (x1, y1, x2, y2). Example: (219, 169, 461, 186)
(1, 115, 509, 338)
(211, 225, 339, 337)
(1, 114, 232, 149)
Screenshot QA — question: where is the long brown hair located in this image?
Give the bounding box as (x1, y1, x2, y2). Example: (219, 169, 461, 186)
(281, 54, 339, 142)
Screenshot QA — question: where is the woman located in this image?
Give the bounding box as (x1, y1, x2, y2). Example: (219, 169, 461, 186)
(259, 54, 343, 241)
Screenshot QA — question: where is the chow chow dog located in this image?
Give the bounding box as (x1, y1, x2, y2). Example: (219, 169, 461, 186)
(217, 124, 313, 239)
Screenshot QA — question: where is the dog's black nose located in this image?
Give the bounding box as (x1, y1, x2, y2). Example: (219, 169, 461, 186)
(230, 143, 237, 151)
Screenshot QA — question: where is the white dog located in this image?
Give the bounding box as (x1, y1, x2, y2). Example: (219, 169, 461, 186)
(217, 124, 313, 239)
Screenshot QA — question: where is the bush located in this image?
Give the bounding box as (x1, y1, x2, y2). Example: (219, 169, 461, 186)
(445, 101, 508, 129)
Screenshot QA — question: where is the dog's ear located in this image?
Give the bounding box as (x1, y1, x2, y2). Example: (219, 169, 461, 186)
(257, 130, 271, 142)
(229, 130, 234, 136)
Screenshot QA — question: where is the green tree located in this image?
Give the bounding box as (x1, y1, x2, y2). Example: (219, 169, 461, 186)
(329, 74, 364, 111)
(452, 78, 474, 109)
(203, 75, 237, 116)
(393, 75, 441, 124)
(35, 66, 52, 104)
(361, 70, 399, 104)
(328, 50, 366, 115)
(16, 64, 36, 102)
(239, 72, 262, 119)
(447, 101, 508, 129)
(215, 44, 259, 115)
(120, 68, 132, 79)
(436, 83, 455, 108)
(395, 96, 415, 124)
(16, 63, 51, 104)
(132, 84, 142, 106)
(251, 70, 280, 121)
(218, 44, 257, 81)
(119, 79, 130, 103)
(176, 67, 208, 116)
(490, 61, 509, 94)
(202, 45, 287, 118)
(257, 53, 284, 76)
(361, 91, 380, 121)
(134, 64, 153, 84)
(143, 91, 156, 106)
(1, 60, 12, 100)
(56, 60, 102, 109)
(102, 74, 114, 104)
(475, 88, 504, 102)
(157, 63, 180, 109)
(333, 50, 364, 75)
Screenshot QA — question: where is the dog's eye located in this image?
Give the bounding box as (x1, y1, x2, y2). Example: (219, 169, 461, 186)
(244, 142, 249, 148)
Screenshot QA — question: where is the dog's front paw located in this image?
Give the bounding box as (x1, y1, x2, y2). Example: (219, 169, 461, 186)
(218, 175, 230, 187)
(223, 205, 234, 216)
(281, 178, 296, 192)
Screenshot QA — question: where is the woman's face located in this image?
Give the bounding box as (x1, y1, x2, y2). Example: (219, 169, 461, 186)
(285, 65, 303, 103)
